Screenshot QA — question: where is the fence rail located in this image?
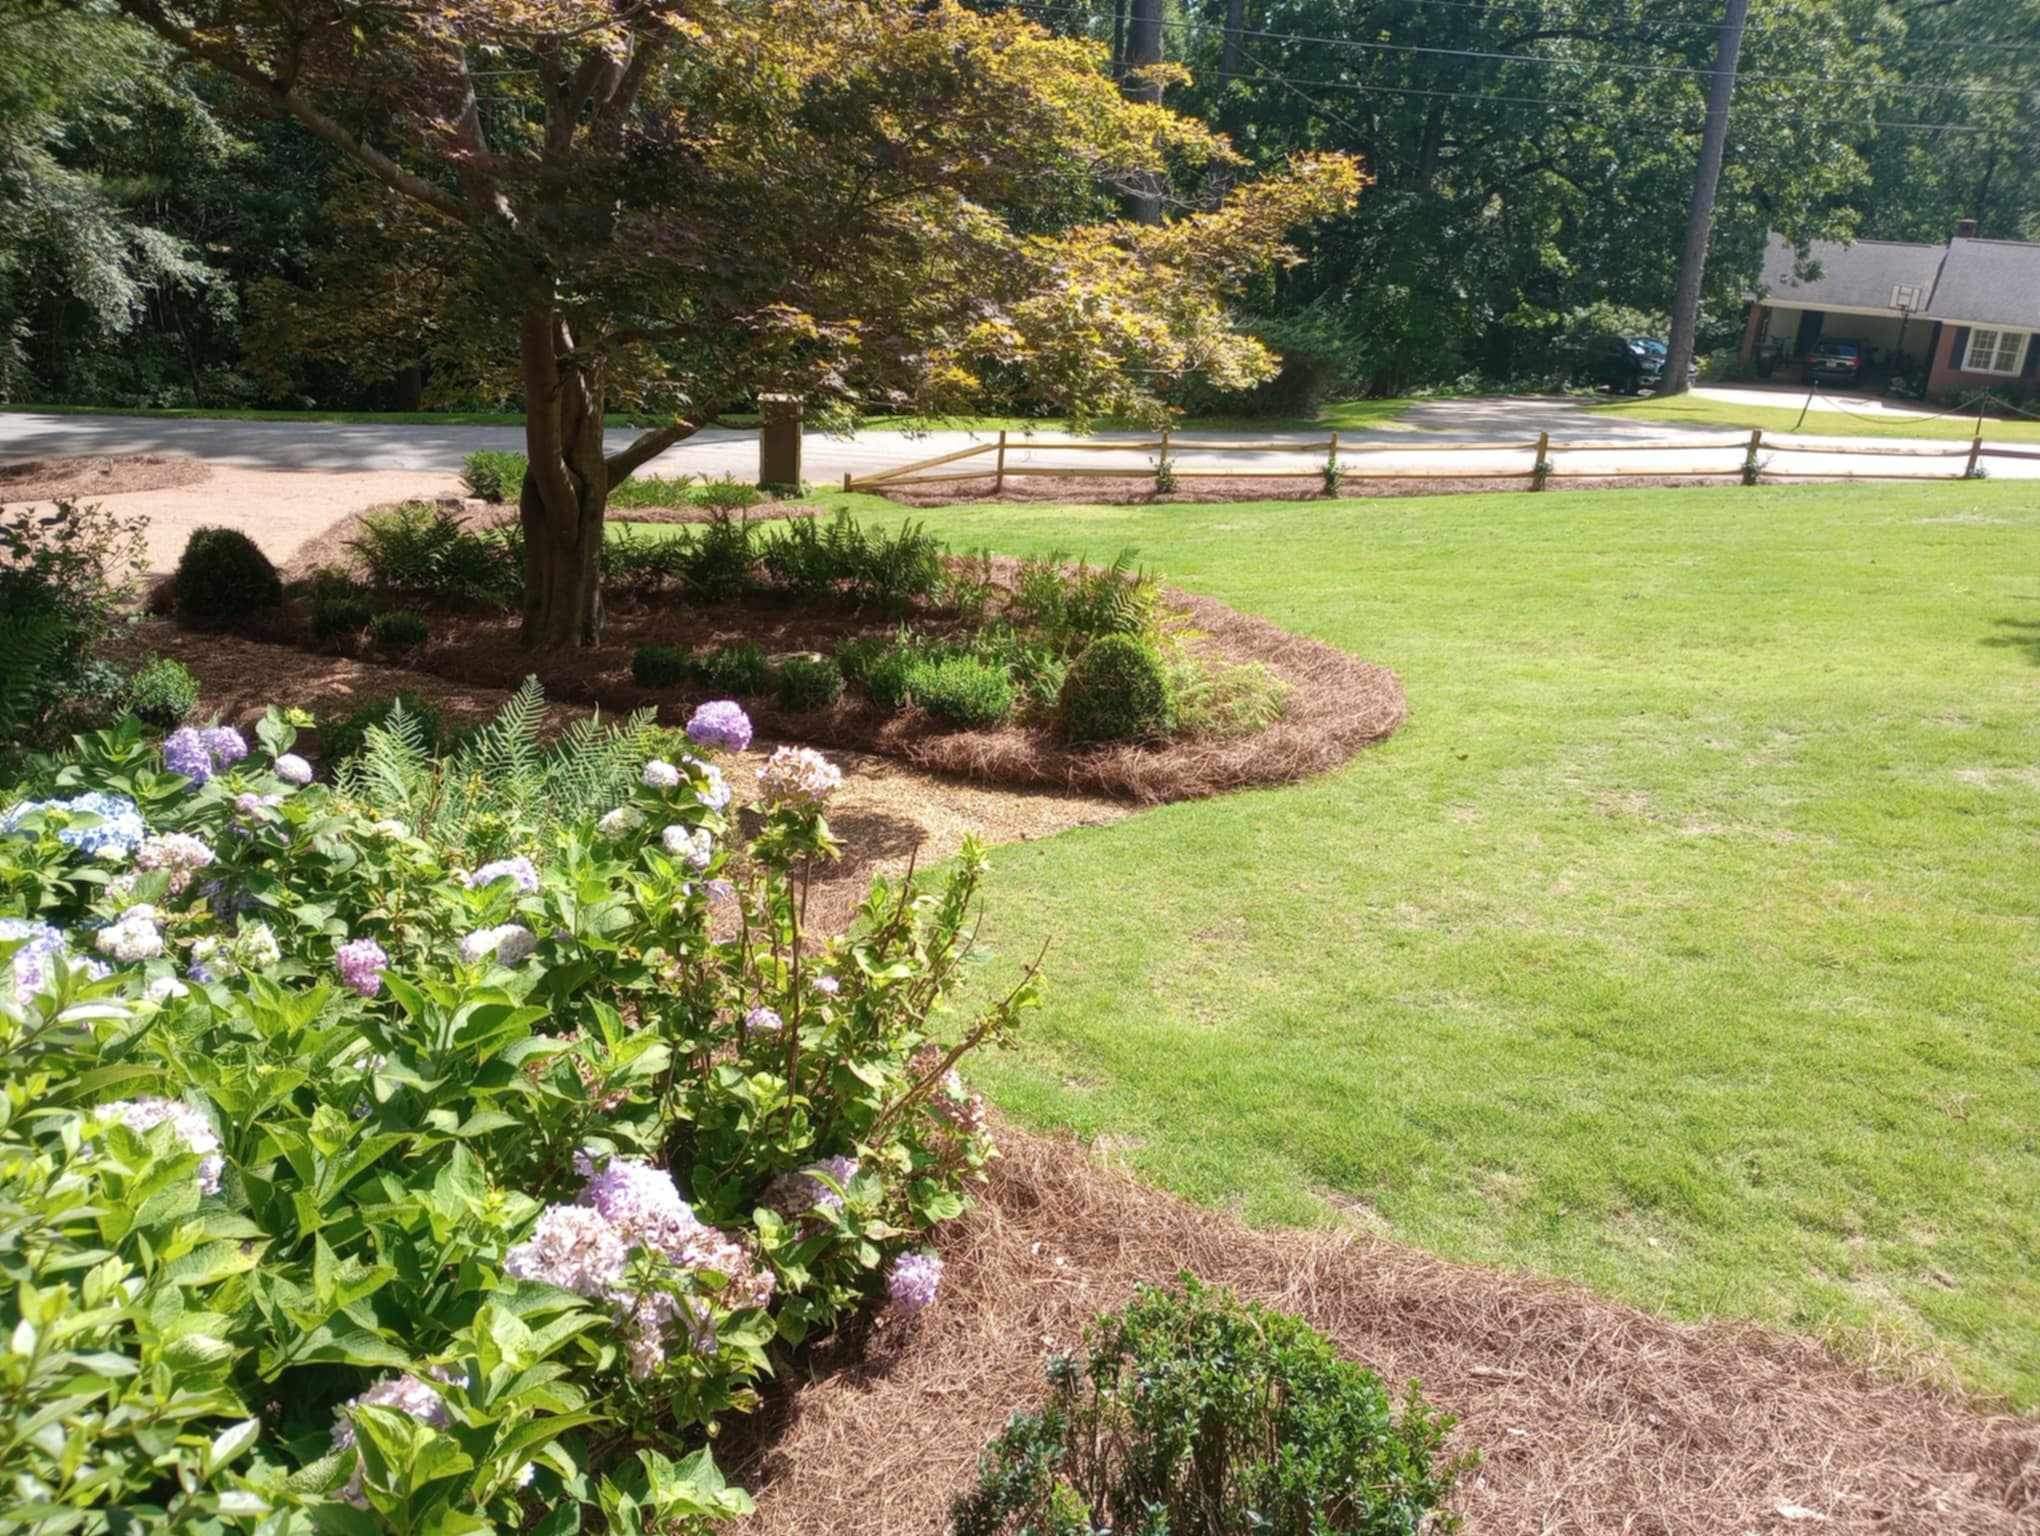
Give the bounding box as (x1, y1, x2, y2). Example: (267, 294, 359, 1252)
(840, 421, 2027, 495)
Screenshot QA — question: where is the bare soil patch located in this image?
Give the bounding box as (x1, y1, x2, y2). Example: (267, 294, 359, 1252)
(0, 453, 209, 503)
(733, 1127, 2040, 1536)
(879, 472, 1745, 505)
(108, 622, 1127, 936)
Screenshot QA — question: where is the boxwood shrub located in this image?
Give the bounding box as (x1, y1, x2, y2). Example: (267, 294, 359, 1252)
(774, 655, 845, 712)
(172, 526, 283, 631)
(371, 610, 430, 652)
(124, 656, 199, 727)
(632, 643, 692, 688)
(906, 655, 1014, 727)
(950, 1277, 1470, 1536)
(1057, 633, 1175, 744)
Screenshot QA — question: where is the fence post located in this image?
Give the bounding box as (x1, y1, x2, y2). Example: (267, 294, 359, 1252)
(1965, 424, 1984, 479)
(842, 471, 853, 492)
(1532, 430, 1550, 491)
(994, 429, 1007, 494)
(1744, 428, 1763, 485)
(1160, 425, 1171, 459)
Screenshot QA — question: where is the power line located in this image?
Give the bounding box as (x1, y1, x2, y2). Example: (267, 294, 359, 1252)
(1031, 5, 2037, 96)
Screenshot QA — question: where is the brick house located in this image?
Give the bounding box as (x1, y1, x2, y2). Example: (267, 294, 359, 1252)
(1738, 221, 2040, 402)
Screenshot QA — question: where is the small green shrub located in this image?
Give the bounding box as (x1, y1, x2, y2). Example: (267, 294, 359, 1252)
(1166, 655, 1289, 738)
(949, 1277, 1469, 1536)
(696, 641, 771, 696)
(319, 692, 445, 764)
(605, 525, 687, 599)
(695, 476, 762, 515)
(350, 502, 519, 609)
(680, 516, 758, 601)
(632, 643, 692, 688)
(1153, 454, 1177, 495)
(309, 593, 374, 649)
(172, 525, 283, 631)
(774, 654, 845, 711)
(905, 655, 1014, 727)
(124, 657, 199, 727)
(462, 449, 524, 503)
(371, 610, 430, 652)
(860, 644, 922, 711)
(1058, 634, 1175, 745)
(1012, 549, 1157, 656)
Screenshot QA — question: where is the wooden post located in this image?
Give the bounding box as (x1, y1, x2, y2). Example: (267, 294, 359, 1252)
(1532, 430, 1550, 490)
(994, 429, 1007, 494)
(1744, 427, 1763, 484)
(1160, 425, 1171, 460)
(1965, 423, 1984, 479)
(842, 471, 853, 492)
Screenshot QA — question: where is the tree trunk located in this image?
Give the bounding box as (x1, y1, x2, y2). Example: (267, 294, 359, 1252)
(1659, 0, 1750, 400)
(1124, 0, 1165, 223)
(1111, 0, 1128, 79)
(1220, 0, 1246, 83)
(517, 303, 610, 650)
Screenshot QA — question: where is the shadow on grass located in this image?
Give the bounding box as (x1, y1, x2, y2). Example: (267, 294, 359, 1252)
(1982, 617, 2040, 664)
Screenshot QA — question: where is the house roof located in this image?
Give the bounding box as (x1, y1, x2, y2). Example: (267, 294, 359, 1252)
(1927, 239, 2040, 329)
(1757, 233, 2040, 329)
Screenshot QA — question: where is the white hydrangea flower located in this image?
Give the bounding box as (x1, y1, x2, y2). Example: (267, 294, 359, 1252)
(661, 824, 715, 869)
(641, 759, 681, 790)
(598, 806, 645, 839)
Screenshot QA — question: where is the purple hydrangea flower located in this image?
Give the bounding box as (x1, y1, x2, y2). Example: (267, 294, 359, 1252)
(504, 1203, 630, 1297)
(1, 918, 65, 1008)
(766, 1155, 860, 1219)
(686, 701, 753, 753)
(163, 728, 213, 784)
(330, 1372, 455, 1506)
(274, 754, 313, 787)
(576, 1154, 703, 1253)
(201, 727, 248, 767)
(132, 833, 215, 895)
(745, 1006, 783, 1034)
(335, 938, 390, 998)
(706, 878, 736, 904)
(886, 1250, 943, 1315)
(466, 857, 539, 894)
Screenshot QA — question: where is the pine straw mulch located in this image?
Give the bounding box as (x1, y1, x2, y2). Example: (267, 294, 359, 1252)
(730, 1127, 2040, 1536)
(0, 452, 210, 503)
(106, 621, 1127, 937)
(876, 471, 1745, 506)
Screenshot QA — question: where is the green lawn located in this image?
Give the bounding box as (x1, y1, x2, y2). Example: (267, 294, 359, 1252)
(1600, 392, 2040, 443)
(855, 481, 2040, 1405)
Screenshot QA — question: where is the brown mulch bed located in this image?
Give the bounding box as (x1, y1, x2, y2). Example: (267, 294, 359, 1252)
(236, 560, 1403, 806)
(0, 453, 210, 503)
(732, 1127, 2040, 1536)
(878, 471, 1743, 505)
(108, 622, 1127, 936)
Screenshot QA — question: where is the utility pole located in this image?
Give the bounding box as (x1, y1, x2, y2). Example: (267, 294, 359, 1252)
(1659, 0, 1750, 398)
(1124, 0, 1166, 222)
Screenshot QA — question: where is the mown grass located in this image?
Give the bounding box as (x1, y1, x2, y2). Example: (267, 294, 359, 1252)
(859, 481, 2040, 1405)
(1600, 392, 2040, 443)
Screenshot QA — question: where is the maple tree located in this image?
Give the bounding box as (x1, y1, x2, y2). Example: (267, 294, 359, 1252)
(99, 0, 1359, 647)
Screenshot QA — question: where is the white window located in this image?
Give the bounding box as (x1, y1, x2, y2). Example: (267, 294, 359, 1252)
(1962, 328, 2029, 376)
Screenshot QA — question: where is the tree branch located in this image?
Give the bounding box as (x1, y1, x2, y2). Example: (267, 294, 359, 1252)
(605, 420, 707, 484)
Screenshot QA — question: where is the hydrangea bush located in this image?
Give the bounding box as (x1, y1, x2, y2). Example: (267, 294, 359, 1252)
(0, 703, 1035, 1532)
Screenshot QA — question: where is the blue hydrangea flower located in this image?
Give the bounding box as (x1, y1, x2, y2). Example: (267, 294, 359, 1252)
(1, 793, 146, 860)
(163, 728, 213, 784)
(466, 857, 540, 894)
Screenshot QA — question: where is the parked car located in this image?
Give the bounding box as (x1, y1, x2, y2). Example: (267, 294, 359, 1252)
(1583, 335, 1698, 394)
(1806, 338, 1867, 386)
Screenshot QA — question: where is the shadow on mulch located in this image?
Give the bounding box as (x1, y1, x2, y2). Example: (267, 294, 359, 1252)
(0, 452, 210, 503)
(726, 1126, 2040, 1536)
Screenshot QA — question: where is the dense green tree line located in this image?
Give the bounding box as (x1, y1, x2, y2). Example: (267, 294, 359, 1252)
(2, 0, 2035, 411)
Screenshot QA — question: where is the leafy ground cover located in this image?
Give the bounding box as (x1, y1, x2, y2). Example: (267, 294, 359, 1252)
(1600, 392, 2040, 443)
(883, 480, 2040, 1406)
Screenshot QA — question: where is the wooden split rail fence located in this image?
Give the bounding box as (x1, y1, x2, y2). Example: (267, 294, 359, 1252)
(842, 424, 2036, 494)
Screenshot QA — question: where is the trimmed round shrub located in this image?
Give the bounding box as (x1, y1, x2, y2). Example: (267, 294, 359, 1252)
(949, 1277, 1467, 1536)
(1058, 633, 1175, 745)
(125, 657, 198, 728)
(773, 655, 845, 712)
(172, 526, 282, 630)
(695, 641, 771, 696)
(860, 646, 919, 711)
(906, 656, 1013, 728)
(310, 594, 374, 650)
(370, 610, 430, 652)
(318, 693, 444, 765)
(632, 643, 691, 688)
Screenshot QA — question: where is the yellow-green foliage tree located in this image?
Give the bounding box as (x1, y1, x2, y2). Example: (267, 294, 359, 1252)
(103, 0, 1360, 647)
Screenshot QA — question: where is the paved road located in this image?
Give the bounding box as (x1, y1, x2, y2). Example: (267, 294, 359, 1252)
(2, 392, 2030, 484)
